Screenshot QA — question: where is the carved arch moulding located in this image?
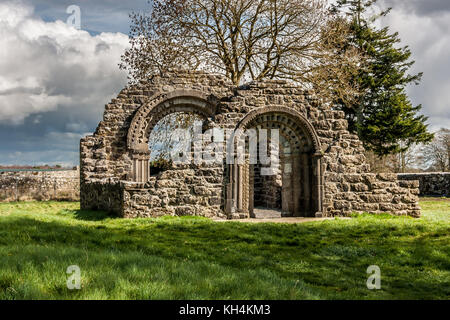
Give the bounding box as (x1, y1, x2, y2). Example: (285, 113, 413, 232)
(125, 89, 219, 183)
(127, 89, 219, 153)
(232, 106, 322, 156)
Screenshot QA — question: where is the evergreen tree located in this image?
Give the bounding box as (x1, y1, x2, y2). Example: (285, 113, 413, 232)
(332, 0, 433, 156)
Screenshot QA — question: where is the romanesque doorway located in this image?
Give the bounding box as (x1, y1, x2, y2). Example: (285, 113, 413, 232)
(226, 108, 324, 219)
(250, 135, 296, 218)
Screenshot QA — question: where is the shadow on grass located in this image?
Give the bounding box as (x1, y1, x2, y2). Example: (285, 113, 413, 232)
(72, 209, 116, 221)
(0, 212, 449, 299)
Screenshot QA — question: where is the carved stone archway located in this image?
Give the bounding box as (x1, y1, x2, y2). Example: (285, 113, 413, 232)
(126, 90, 217, 182)
(226, 107, 324, 218)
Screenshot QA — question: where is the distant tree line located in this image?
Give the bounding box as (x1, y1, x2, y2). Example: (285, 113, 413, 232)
(0, 165, 77, 171)
(366, 128, 450, 173)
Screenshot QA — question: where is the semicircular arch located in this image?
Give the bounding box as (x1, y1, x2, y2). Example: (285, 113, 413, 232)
(127, 90, 217, 152)
(233, 106, 322, 155)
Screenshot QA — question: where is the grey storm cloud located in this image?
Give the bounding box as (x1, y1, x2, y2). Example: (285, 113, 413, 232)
(384, 0, 450, 16)
(378, 0, 450, 131)
(32, 0, 151, 34)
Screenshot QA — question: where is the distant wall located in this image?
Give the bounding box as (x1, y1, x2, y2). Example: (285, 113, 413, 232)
(398, 173, 449, 197)
(0, 169, 80, 202)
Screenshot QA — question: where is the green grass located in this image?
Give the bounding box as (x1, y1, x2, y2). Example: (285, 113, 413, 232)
(0, 198, 449, 300)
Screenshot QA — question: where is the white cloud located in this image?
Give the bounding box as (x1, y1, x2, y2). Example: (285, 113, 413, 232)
(4, 149, 79, 167)
(0, 0, 129, 124)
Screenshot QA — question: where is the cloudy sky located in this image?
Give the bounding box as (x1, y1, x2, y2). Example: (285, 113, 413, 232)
(0, 0, 449, 166)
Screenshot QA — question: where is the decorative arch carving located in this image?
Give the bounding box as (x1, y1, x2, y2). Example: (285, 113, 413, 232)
(127, 90, 218, 152)
(126, 89, 218, 183)
(233, 107, 322, 155)
(242, 117, 311, 153)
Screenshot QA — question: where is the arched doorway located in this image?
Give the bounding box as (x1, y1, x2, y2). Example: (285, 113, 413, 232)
(226, 108, 324, 218)
(250, 134, 294, 217)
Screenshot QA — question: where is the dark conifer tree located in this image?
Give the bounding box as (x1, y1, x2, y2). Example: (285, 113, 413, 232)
(332, 0, 433, 156)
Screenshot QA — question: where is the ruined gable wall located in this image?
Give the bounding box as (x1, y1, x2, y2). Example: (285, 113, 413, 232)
(80, 71, 234, 214)
(80, 70, 420, 218)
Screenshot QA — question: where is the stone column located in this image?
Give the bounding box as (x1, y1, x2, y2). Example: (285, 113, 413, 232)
(237, 164, 243, 211)
(281, 161, 292, 216)
(132, 151, 150, 183)
(301, 153, 310, 215)
(249, 164, 255, 217)
(292, 154, 302, 217)
(225, 164, 234, 215)
(233, 164, 238, 211)
(312, 153, 323, 217)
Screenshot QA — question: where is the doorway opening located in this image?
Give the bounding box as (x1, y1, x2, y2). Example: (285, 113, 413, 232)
(227, 110, 323, 219)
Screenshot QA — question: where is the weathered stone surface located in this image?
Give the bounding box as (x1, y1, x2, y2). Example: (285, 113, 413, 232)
(80, 70, 421, 218)
(398, 173, 449, 197)
(377, 173, 398, 182)
(0, 169, 79, 202)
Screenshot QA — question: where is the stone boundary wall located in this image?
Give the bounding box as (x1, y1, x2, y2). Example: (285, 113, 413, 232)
(0, 170, 80, 202)
(398, 173, 449, 197)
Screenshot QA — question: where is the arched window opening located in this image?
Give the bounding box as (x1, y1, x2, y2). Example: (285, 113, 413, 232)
(148, 112, 204, 176)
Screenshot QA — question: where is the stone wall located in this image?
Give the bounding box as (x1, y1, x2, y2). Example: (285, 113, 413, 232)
(253, 164, 282, 209)
(0, 169, 80, 202)
(81, 162, 225, 217)
(398, 173, 449, 197)
(327, 173, 421, 217)
(123, 162, 225, 218)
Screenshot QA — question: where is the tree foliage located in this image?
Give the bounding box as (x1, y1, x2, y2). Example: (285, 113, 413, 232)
(332, 0, 433, 156)
(120, 0, 362, 104)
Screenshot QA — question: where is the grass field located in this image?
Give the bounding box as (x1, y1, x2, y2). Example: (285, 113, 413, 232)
(0, 198, 449, 300)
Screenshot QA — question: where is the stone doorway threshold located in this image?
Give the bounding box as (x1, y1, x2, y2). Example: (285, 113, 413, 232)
(214, 207, 351, 224)
(214, 217, 350, 224)
(253, 207, 284, 219)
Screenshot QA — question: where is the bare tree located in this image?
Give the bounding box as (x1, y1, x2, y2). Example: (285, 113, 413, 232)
(149, 112, 203, 161)
(365, 142, 422, 173)
(421, 128, 450, 172)
(120, 0, 363, 104)
(393, 142, 421, 173)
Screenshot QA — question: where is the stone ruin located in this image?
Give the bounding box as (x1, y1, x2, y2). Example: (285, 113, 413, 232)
(80, 70, 421, 219)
